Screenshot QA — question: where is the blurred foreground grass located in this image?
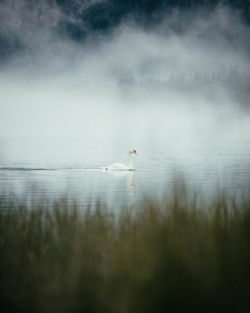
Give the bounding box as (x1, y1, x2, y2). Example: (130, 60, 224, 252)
(0, 190, 250, 313)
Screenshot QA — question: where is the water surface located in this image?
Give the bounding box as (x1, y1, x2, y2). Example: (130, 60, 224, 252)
(0, 138, 249, 210)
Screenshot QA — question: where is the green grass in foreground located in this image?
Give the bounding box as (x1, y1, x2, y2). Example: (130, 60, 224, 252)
(0, 192, 250, 313)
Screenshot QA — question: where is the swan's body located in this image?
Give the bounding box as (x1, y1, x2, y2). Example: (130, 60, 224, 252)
(106, 163, 132, 171)
(104, 150, 138, 171)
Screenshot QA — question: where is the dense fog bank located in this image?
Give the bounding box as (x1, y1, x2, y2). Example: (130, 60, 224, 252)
(0, 4, 249, 157)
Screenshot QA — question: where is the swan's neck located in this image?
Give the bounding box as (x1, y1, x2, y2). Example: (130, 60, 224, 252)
(128, 153, 134, 169)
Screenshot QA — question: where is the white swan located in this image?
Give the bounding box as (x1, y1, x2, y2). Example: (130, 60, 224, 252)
(104, 149, 138, 171)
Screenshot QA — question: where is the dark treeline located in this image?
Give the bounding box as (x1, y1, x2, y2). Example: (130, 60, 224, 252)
(56, 0, 250, 37)
(0, 0, 250, 60)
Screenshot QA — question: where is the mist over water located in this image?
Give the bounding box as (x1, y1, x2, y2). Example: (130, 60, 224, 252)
(0, 4, 250, 208)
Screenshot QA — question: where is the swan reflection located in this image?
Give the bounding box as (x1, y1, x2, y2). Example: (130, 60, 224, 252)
(127, 171, 135, 195)
(105, 170, 136, 195)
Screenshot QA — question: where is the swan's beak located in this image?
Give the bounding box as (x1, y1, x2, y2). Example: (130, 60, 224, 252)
(131, 149, 138, 155)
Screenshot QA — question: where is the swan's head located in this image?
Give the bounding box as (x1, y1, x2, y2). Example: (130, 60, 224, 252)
(129, 149, 138, 155)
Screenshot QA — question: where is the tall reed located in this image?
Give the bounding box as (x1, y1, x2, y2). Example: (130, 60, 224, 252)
(0, 190, 249, 313)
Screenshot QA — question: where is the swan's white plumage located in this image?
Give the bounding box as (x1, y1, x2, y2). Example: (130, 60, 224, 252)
(104, 150, 137, 171)
(106, 163, 133, 171)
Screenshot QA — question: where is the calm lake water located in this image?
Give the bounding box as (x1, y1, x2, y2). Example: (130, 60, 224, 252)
(0, 138, 250, 210)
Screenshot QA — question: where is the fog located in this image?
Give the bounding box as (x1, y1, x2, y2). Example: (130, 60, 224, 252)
(0, 4, 250, 160)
